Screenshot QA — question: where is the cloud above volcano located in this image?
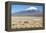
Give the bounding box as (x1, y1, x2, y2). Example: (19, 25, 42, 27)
(26, 7, 38, 10)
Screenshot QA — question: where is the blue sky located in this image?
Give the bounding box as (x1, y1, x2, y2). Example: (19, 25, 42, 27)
(11, 5, 43, 14)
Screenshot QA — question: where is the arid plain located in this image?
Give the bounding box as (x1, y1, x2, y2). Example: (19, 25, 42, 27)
(11, 16, 43, 29)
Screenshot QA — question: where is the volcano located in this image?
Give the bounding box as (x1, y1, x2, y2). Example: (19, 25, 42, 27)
(12, 9, 43, 17)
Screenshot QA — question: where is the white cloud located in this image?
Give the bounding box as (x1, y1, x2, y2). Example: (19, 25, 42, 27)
(26, 7, 37, 10)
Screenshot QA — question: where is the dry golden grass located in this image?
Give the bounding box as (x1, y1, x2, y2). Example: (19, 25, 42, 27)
(11, 16, 43, 29)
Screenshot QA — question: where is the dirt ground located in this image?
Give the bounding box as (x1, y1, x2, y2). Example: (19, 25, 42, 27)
(11, 16, 43, 29)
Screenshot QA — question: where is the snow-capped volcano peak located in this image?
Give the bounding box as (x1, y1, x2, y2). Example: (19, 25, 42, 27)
(26, 7, 37, 10)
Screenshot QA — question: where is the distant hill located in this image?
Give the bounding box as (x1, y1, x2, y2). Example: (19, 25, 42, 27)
(12, 10, 43, 17)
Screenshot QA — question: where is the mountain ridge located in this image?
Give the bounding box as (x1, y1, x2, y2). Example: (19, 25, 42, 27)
(12, 10, 43, 16)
